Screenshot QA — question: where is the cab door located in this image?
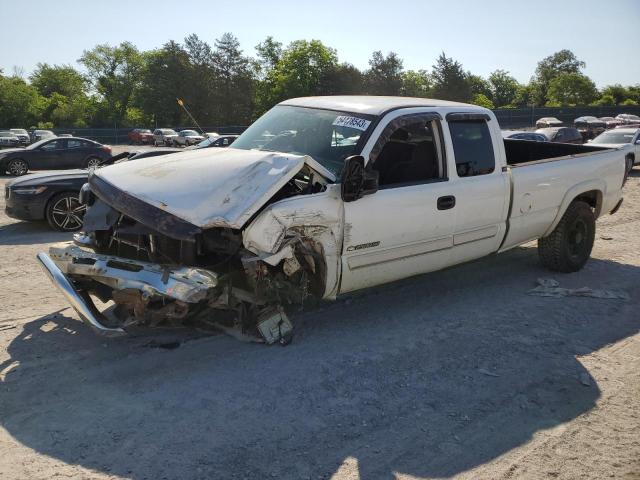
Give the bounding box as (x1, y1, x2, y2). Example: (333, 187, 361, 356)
(444, 113, 509, 264)
(340, 111, 456, 294)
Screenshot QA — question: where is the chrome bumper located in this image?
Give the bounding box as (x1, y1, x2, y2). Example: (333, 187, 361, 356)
(37, 243, 221, 336)
(36, 252, 126, 337)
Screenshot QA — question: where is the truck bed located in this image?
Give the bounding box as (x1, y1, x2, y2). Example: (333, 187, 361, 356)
(504, 139, 609, 166)
(500, 139, 625, 251)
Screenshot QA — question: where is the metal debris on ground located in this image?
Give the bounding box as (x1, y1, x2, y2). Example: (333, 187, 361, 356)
(528, 278, 630, 300)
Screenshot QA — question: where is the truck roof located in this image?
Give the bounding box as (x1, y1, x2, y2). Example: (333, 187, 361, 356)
(280, 95, 480, 116)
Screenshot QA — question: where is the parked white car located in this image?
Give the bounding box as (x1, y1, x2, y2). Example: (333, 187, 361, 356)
(173, 129, 205, 147)
(38, 96, 629, 344)
(590, 128, 640, 165)
(9, 128, 30, 145)
(152, 128, 178, 146)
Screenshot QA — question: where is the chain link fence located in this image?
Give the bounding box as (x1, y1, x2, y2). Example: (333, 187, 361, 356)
(493, 105, 640, 129)
(49, 105, 640, 143)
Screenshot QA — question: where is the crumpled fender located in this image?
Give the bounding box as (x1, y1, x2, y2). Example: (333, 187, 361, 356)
(242, 184, 344, 299)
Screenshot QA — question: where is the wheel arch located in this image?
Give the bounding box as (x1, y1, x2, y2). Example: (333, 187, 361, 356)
(542, 181, 604, 237)
(6, 156, 29, 172)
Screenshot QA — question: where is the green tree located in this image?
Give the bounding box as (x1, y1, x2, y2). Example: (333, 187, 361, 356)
(0, 74, 44, 128)
(533, 49, 585, 105)
(401, 70, 431, 97)
(211, 33, 256, 125)
(319, 63, 364, 95)
(488, 69, 521, 108)
(30, 63, 87, 98)
(546, 72, 598, 106)
(600, 84, 630, 105)
(364, 51, 403, 95)
(30, 63, 91, 127)
(255, 36, 283, 78)
(137, 42, 191, 126)
(468, 74, 492, 99)
(627, 85, 640, 104)
(256, 39, 338, 113)
(430, 52, 472, 102)
(510, 82, 538, 107)
(79, 42, 145, 125)
(471, 93, 494, 109)
(592, 94, 616, 106)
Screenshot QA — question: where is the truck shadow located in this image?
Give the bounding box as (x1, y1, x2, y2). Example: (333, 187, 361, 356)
(0, 220, 71, 246)
(0, 246, 638, 479)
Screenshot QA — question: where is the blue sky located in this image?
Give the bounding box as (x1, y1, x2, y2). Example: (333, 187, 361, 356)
(1, 0, 638, 88)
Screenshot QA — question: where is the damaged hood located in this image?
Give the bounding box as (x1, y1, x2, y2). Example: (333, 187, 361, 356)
(90, 147, 334, 230)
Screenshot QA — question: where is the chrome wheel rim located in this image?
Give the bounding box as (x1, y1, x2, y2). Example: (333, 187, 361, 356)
(51, 196, 86, 230)
(87, 158, 101, 169)
(8, 160, 27, 176)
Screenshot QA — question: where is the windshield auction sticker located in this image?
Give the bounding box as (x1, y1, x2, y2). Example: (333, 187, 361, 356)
(333, 116, 372, 131)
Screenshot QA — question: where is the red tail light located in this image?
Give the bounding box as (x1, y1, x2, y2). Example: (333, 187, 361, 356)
(102, 145, 112, 152)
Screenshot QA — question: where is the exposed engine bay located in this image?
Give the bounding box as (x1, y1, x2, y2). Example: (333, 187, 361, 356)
(39, 152, 343, 345)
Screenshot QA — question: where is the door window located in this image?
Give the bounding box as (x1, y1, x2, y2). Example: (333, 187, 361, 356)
(371, 117, 444, 187)
(449, 120, 495, 177)
(67, 139, 86, 149)
(40, 139, 64, 151)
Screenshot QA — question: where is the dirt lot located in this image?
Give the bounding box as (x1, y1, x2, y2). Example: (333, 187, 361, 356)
(0, 164, 638, 480)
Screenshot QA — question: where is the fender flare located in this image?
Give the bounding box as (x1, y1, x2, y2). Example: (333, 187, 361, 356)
(542, 179, 605, 237)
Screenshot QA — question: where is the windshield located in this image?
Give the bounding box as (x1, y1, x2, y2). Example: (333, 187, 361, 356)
(231, 105, 374, 176)
(162, 129, 177, 135)
(10, 129, 27, 134)
(0, 132, 14, 137)
(182, 130, 198, 136)
(592, 131, 636, 144)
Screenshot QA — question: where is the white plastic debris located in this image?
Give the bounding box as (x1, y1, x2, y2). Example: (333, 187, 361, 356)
(528, 278, 630, 300)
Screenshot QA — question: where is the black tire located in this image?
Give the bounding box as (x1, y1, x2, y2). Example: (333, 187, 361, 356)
(45, 192, 86, 232)
(538, 200, 595, 273)
(7, 158, 28, 176)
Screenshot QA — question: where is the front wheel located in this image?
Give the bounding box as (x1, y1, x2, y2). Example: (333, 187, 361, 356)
(538, 200, 595, 272)
(7, 158, 28, 176)
(46, 192, 86, 232)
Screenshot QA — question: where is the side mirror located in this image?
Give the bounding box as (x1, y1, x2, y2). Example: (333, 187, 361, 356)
(341, 155, 378, 202)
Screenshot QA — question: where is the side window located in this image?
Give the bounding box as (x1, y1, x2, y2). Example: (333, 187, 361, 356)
(222, 138, 229, 145)
(40, 139, 63, 150)
(67, 139, 83, 149)
(372, 117, 444, 187)
(449, 120, 495, 177)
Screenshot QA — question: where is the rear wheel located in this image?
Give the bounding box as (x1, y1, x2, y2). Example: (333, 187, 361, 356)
(86, 156, 102, 169)
(46, 192, 86, 232)
(7, 158, 28, 176)
(538, 200, 595, 272)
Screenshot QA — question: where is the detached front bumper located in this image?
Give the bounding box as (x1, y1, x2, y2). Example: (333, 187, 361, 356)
(37, 243, 220, 336)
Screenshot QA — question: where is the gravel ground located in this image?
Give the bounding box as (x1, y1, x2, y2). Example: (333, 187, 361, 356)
(0, 165, 638, 480)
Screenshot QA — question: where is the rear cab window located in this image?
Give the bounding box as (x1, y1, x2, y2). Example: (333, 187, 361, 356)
(447, 118, 495, 177)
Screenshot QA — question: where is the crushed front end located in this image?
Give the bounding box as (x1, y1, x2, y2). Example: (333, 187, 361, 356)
(37, 149, 337, 344)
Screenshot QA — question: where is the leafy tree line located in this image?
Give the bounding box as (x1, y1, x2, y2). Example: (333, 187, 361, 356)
(1, 34, 639, 129)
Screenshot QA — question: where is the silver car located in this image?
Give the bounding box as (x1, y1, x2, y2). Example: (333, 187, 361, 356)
(10, 128, 30, 145)
(152, 128, 179, 146)
(0, 131, 21, 148)
(173, 129, 205, 147)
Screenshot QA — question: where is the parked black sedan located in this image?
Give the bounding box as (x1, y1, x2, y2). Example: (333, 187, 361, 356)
(4, 149, 180, 231)
(0, 137, 112, 176)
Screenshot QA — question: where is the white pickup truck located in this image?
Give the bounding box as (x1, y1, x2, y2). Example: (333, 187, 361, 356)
(37, 96, 631, 344)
